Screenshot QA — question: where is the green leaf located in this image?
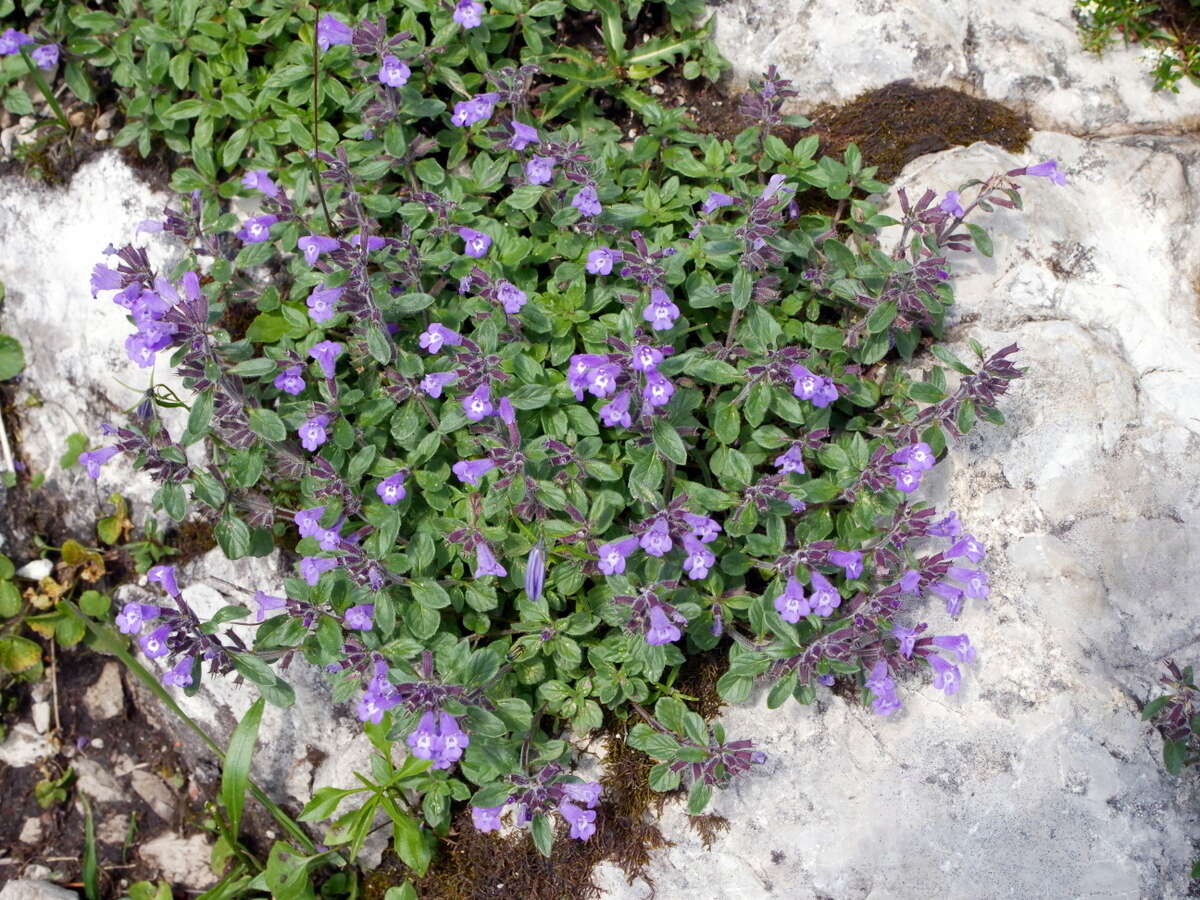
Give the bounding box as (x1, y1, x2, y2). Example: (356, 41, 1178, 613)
(391, 811, 434, 876)
(78, 590, 110, 618)
(0, 334, 25, 381)
(0, 581, 21, 617)
(157, 483, 187, 524)
(215, 515, 253, 560)
(966, 223, 993, 258)
(1141, 696, 1171, 721)
(687, 779, 712, 814)
(0, 635, 41, 673)
(410, 579, 451, 610)
(221, 697, 264, 839)
(245, 313, 291, 343)
(530, 813, 554, 857)
(1164, 739, 1187, 775)
(366, 325, 393, 364)
(247, 407, 287, 443)
(652, 418, 687, 466)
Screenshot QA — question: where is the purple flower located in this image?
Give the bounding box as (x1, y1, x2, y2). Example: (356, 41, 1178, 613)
(307, 285, 343, 323)
(865, 660, 902, 716)
(124, 334, 157, 368)
(299, 415, 330, 451)
(434, 712, 470, 768)
(236, 215, 277, 244)
(510, 121, 538, 150)
(0, 30, 33, 55)
(378, 54, 411, 87)
(599, 391, 633, 428)
(453, 458, 496, 485)
(932, 634, 976, 664)
(497, 281, 528, 314)
(294, 507, 326, 537)
(299, 555, 338, 585)
(889, 465, 922, 494)
(948, 565, 989, 600)
(571, 185, 602, 217)
(316, 14, 352, 51)
(450, 93, 500, 127)
(567, 353, 607, 400)
(642, 288, 680, 331)
(162, 656, 194, 688)
(929, 512, 961, 537)
(586, 363, 621, 398)
(31, 43, 60, 70)
(241, 169, 279, 198)
(644, 606, 682, 646)
(639, 519, 672, 557)
(274, 366, 306, 396)
(299, 239, 338, 273)
(254, 591, 287, 623)
(682, 513, 721, 542)
(642, 371, 675, 408)
(893, 624, 920, 659)
(700, 191, 734, 214)
(790, 365, 837, 407)
(462, 384, 494, 421)
(929, 580, 965, 617)
(407, 711, 440, 760)
(453, 0, 485, 27)
(309, 341, 344, 378)
(419, 323, 463, 354)
(827, 550, 863, 580)
(524, 541, 545, 602)
(928, 654, 961, 696)
(474, 543, 507, 578)
(808, 571, 841, 617)
(586, 246, 615, 275)
(559, 800, 597, 841)
(774, 577, 810, 624)
(893, 442, 935, 471)
(147, 565, 180, 597)
(526, 155, 555, 185)
(939, 190, 964, 218)
(1024, 159, 1068, 185)
(947, 534, 986, 564)
(344, 603, 375, 631)
(498, 397, 516, 425)
(630, 343, 665, 372)
(899, 569, 922, 594)
(421, 371, 458, 398)
(116, 601, 160, 634)
(562, 781, 602, 808)
(681, 536, 715, 580)
(597, 537, 638, 575)
(90, 264, 124, 297)
(140, 625, 171, 659)
(375, 471, 407, 505)
(78, 446, 119, 479)
(473, 806, 504, 833)
(458, 227, 493, 258)
(773, 445, 806, 474)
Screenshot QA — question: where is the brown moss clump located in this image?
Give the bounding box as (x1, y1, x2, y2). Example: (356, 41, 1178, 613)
(362, 730, 673, 900)
(687, 813, 730, 850)
(809, 81, 1031, 182)
(673, 643, 730, 721)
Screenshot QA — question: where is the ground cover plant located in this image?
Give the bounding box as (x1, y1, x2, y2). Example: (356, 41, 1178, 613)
(5, 2, 1068, 896)
(1075, 0, 1200, 91)
(1143, 660, 1200, 884)
(0, 0, 725, 180)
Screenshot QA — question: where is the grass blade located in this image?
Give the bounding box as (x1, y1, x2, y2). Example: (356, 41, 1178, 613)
(82, 797, 99, 900)
(222, 696, 265, 839)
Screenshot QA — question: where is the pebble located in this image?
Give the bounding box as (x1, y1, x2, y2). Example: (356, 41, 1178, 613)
(139, 833, 217, 889)
(83, 662, 125, 720)
(0, 879, 78, 900)
(0, 723, 53, 767)
(130, 769, 176, 822)
(96, 812, 130, 845)
(94, 129, 109, 142)
(31, 701, 51, 734)
(18, 817, 44, 844)
(73, 757, 125, 804)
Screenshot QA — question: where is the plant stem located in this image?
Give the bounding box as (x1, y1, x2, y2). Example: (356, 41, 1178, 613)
(309, 1, 335, 235)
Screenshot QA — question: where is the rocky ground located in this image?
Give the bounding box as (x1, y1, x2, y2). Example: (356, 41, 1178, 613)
(2, 0, 1200, 898)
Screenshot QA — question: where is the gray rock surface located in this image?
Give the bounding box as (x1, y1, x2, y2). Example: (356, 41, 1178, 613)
(0, 881, 78, 900)
(82, 661, 125, 720)
(710, 0, 1200, 135)
(138, 832, 217, 890)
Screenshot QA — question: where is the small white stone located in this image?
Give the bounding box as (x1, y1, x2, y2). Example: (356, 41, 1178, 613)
(73, 758, 125, 804)
(139, 833, 216, 889)
(31, 701, 51, 734)
(15, 559, 52, 580)
(0, 723, 54, 767)
(0, 879, 78, 900)
(130, 769, 176, 822)
(18, 817, 43, 844)
(83, 662, 125, 720)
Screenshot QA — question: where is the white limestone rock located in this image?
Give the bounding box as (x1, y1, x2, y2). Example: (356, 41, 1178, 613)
(0, 154, 185, 541)
(709, 0, 1200, 135)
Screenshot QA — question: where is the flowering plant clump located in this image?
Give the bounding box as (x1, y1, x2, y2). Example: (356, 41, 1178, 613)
(81, 41, 1053, 869)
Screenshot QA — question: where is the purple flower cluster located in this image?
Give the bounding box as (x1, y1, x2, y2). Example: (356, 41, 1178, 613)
(566, 336, 676, 426)
(472, 765, 602, 843)
(0, 30, 58, 69)
(90, 260, 188, 369)
(407, 710, 471, 769)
